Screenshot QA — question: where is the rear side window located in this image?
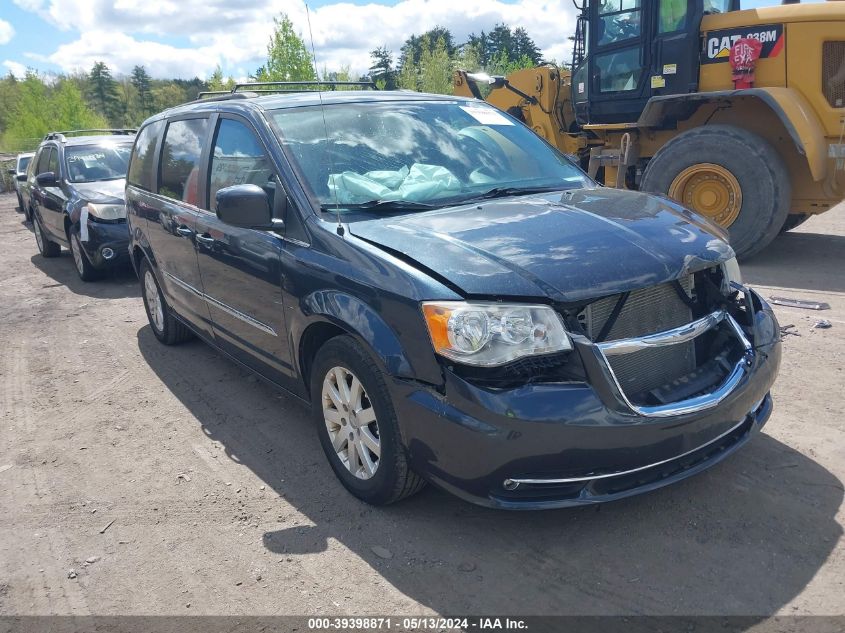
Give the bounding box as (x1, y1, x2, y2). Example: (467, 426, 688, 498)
(159, 118, 209, 206)
(208, 118, 274, 211)
(128, 120, 164, 191)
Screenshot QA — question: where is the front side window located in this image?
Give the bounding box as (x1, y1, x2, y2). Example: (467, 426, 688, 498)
(659, 0, 687, 33)
(598, 0, 641, 45)
(208, 119, 275, 211)
(596, 48, 643, 92)
(65, 143, 132, 183)
(128, 121, 164, 191)
(269, 101, 589, 213)
(47, 147, 59, 176)
(159, 118, 209, 206)
(35, 147, 51, 175)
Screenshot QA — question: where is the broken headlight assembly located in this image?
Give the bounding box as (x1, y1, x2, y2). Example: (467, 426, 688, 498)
(720, 256, 742, 296)
(422, 301, 572, 367)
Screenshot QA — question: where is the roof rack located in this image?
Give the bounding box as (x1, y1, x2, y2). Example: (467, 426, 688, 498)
(196, 80, 377, 101)
(43, 129, 137, 141)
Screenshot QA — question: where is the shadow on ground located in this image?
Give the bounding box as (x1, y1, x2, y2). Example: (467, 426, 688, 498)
(29, 253, 138, 299)
(744, 231, 845, 294)
(137, 325, 842, 617)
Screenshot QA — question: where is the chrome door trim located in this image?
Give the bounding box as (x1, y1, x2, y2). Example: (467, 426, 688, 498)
(163, 271, 278, 337)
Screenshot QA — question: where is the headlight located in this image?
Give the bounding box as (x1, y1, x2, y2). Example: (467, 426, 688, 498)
(720, 256, 742, 295)
(422, 301, 572, 366)
(86, 203, 126, 220)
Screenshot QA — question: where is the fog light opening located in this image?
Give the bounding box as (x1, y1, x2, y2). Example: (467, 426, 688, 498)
(101, 247, 115, 260)
(503, 479, 520, 491)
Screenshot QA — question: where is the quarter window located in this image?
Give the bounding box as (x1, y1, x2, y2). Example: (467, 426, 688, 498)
(208, 119, 275, 211)
(159, 118, 209, 206)
(128, 120, 164, 191)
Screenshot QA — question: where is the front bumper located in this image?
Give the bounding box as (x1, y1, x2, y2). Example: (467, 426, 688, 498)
(80, 220, 130, 269)
(392, 289, 781, 509)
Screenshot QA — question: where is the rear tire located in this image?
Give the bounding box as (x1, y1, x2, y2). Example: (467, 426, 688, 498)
(310, 336, 425, 505)
(140, 259, 194, 345)
(779, 213, 810, 234)
(33, 214, 60, 258)
(640, 124, 791, 260)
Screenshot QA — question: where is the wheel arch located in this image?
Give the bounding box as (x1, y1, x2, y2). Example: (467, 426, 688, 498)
(638, 88, 828, 183)
(296, 291, 423, 399)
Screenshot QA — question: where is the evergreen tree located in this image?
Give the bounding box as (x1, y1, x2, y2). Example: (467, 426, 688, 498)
(88, 61, 122, 125)
(130, 65, 154, 117)
(512, 27, 543, 65)
(368, 46, 396, 90)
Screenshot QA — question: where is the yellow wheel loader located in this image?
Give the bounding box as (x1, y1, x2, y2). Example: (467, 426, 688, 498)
(454, 0, 845, 258)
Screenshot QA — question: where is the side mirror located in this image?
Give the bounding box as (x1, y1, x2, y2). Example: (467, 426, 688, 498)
(216, 184, 273, 229)
(7, 168, 15, 175)
(36, 172, 58, 187)
(16, 173, 28, 182)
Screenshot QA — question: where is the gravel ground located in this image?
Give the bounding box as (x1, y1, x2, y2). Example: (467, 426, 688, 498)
(0, 192, 843, 617)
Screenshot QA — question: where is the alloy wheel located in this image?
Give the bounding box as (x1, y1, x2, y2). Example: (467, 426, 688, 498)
(321, 366, 381, 480)
(144, 269, 165, 333)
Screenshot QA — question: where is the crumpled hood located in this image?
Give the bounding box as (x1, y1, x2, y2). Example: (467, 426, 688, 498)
(349, 188, 735, 303)
(73, 179, 126, 204)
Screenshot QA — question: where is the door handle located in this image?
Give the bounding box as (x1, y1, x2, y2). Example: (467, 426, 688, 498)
(195, 233, 216, 247)
(176, 225, 194, 237)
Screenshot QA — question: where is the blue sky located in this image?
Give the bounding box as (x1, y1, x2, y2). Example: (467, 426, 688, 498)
(0, 0, 825, 80)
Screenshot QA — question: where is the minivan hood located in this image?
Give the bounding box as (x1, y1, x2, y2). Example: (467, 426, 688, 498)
(348, 188, 734, 303)
(73, 178, 126, 203)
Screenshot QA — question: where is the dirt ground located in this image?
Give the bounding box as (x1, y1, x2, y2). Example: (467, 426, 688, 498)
(0, 192, 843, 618)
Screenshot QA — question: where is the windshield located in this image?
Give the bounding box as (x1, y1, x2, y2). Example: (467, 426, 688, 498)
(65, 143, 132, 183)
(269, 101, 590, 211)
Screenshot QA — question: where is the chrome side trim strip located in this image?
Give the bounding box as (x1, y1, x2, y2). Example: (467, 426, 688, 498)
(598, 310, 726, 356)
(510, 417, 749, 485)
(162, 271, 277, 337)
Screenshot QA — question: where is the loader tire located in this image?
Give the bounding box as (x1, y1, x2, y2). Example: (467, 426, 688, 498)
(640, 124, 791, 260)
(779, 213, 810, 234)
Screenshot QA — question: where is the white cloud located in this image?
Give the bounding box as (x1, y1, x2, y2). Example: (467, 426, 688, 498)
(15, 0, 578, 79)
(3, 60, 27, 78)
(0, 19, 15, 45)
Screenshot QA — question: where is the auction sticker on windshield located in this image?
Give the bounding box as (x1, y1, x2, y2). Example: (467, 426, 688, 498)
(460, 105, 514, 126)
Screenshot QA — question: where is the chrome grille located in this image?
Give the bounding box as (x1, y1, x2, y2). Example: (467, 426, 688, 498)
(579, 277, 696, 396)
(823, 42, 845, 109)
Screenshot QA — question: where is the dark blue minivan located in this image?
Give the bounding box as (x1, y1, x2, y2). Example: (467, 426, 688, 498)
(126, 88, 780, 509)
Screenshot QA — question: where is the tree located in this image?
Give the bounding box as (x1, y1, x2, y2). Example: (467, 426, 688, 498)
(130, 65, 154, 118)
(255, 14, 316, 82)
(369, 46, 396, 90)
(418, 36, 452, 95)
(88, 61, 122, 125)
(511, 27, 543, 65)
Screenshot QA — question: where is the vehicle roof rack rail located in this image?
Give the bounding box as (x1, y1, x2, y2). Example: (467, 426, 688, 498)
(232, 81, 377, 93)
(43, 129, 137, 141)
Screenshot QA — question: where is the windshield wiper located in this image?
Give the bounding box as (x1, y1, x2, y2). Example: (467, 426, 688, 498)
(462, 185, 571, 203)
(321, 199, 438, 212)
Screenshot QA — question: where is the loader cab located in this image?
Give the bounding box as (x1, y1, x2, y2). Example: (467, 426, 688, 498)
(572, 0, 740, 125)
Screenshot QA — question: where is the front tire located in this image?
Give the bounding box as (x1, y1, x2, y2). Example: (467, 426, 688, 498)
(140, 259, 194, 345)
(33, 214, 60, 258)
(70, 227, 101, 282)
(779, 213, 810, 234)
(310, 336, 425, 505)
(640, 124, 791, 260)
(15, 192, 23, 213)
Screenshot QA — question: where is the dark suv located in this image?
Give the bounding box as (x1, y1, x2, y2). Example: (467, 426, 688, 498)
(126, 88, 781, 509)
(27, 130, 135, 281)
